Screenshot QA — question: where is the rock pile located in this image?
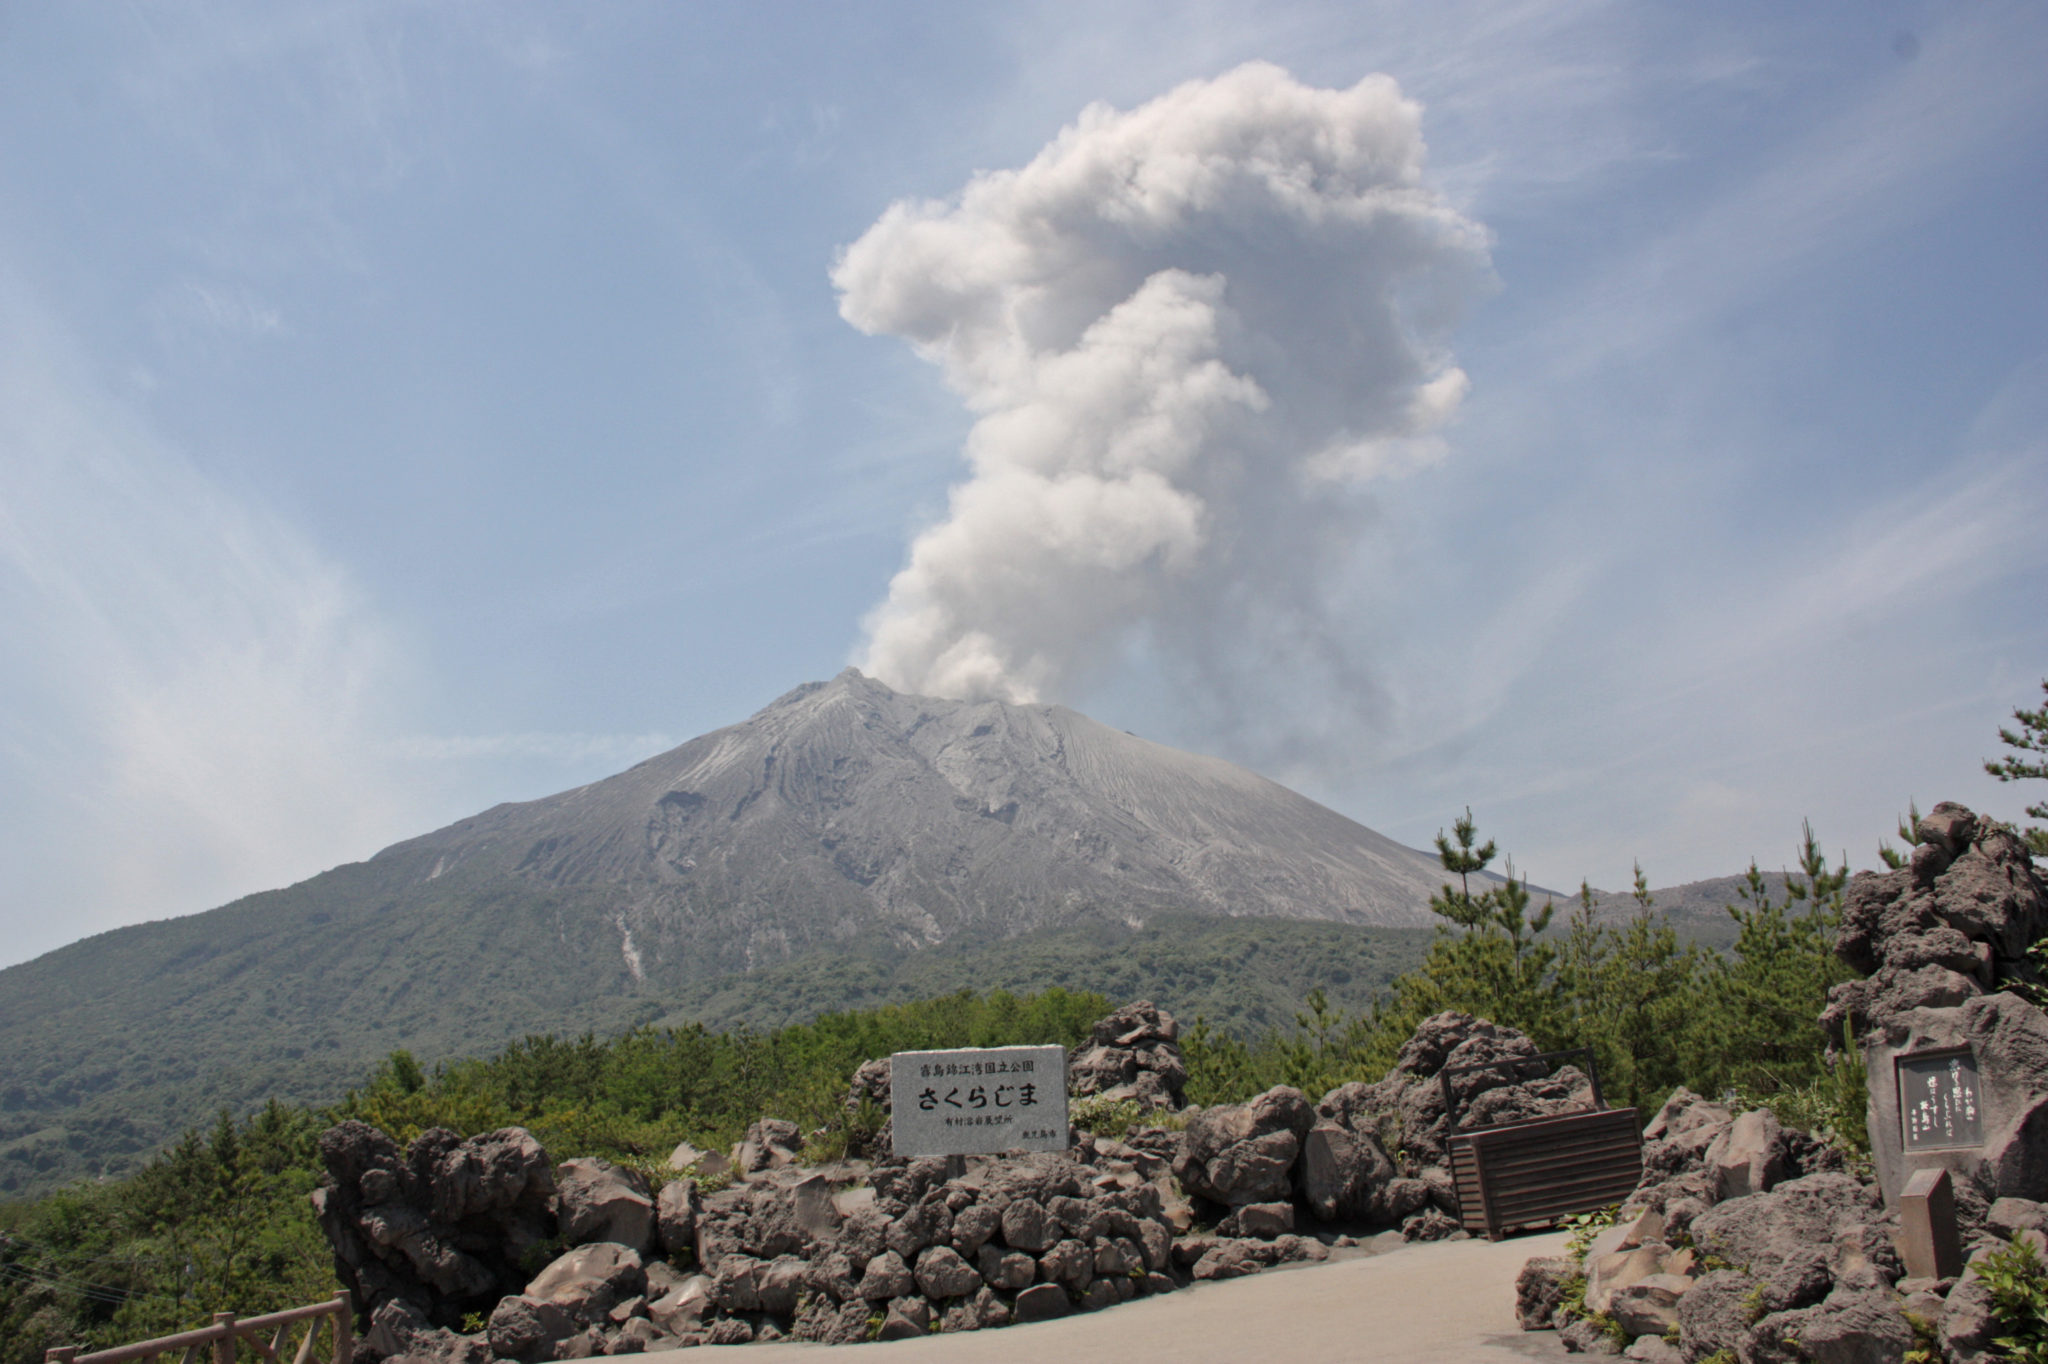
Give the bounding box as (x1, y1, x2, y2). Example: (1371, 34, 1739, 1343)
(324, 1126, 1197, 1359)
(318, 1003, 1658, 1360)
(1625, 1088, 1846, 1235)
(1516, 1090, 1919, 1360)
(691, 1144, 1190, 1347)
(1514, 801, 2048, 1361)
(1822, 801, 2048, 1204)
(1302, 1011, 1595, 1240)
(1068, 1000, 1189, 1109)
(1144, 1010, 1598, 1244)
(1521, 1160, 1907, 1361)
(320, 1004, 1210, 1360)
(313, 1122, 560, 1362)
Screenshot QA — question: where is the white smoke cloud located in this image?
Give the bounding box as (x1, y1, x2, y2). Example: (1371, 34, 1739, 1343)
(836, 61, 1492, 709)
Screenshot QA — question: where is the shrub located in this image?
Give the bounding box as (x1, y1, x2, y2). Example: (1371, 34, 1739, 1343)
(1979, 1236, 2048, 1363)
(1563, 1205, 1620, 1262)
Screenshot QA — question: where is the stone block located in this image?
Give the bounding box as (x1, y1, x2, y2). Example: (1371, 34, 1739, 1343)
(1298, 1120, 1388, 1222)
(1607, 1272, 1689, 1338)
(553, 1158, 655, 1253)
(1585, 1206, 1664, 1262)
(1707, 1108, 1789, 1201)
(1586, 1242, 1668, 1315)
(1897, 1166, 1964, 1280)
(877, 1296, 930, 1340)
(1220, 1202, 1293, 1238)
(1012, 1282, 1072, 1322)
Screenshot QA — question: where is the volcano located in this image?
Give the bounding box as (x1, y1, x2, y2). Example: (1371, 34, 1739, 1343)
(386, 667, 1445, 976)
(0, 669, 1447, 1194)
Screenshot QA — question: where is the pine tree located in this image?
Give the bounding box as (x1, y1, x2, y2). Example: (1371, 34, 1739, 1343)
(1429, 807, 1497, 928)
(1552, 882, 1608, 1048)
(1408, 812, 1563, 1044)
(1683, 824, 1854, 1099)
(1985, 679, 2048, 856)
(1546, 870, 1699, 1112)
(1595, 865, 1697, 1110)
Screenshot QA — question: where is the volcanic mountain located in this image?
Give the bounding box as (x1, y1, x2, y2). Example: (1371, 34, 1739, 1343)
(0, 669, 1447, 1193)
(397, 668, 1446, 969)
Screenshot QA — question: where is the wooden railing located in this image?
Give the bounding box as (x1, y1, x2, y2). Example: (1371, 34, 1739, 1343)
(44, 1292, 352, 1364)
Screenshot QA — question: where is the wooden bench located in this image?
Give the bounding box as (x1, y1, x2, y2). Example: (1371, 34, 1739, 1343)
(1440, 1048, 1644, 1241)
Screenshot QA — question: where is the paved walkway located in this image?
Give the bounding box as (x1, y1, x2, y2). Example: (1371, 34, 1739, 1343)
(641, 1231, 1574, 1364)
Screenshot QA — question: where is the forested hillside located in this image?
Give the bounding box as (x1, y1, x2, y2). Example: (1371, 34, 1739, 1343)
(0, 912, 1445, 1199)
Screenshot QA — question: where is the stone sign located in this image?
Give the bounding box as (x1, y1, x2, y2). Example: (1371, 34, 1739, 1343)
(1897, 1046, 1983, 1152)
(889, 1044, 1069, 1157)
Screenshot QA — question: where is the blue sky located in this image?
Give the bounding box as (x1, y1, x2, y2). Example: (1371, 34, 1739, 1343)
(2, 2, 2044, 967)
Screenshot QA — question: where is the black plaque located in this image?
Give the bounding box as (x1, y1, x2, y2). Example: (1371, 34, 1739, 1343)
(1896, 1047, 1983, 1152)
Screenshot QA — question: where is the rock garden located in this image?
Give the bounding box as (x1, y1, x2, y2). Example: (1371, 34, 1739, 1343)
(316, 803, 2048, 1363)
(1514, 801, 2048, 1363)
(320, 999, 1600, 1359)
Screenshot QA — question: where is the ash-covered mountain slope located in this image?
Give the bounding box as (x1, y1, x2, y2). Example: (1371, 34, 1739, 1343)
(376, 667, 1448, 978)
(0, 669, 1447, 1195)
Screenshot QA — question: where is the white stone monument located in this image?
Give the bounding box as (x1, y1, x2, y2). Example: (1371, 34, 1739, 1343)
(889, 1044, 1069, 1157)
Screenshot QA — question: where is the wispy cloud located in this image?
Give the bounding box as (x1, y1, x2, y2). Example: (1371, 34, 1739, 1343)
(1730, 457, 2042, 660)
(0, 265, 425, 964)
(1351, 432, 2048, 888)
(167, 281, 288, 338)
(1533, 10, 2048, 377)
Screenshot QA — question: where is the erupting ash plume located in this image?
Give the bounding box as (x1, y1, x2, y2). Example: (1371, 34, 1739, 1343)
(836, 62, 1490, 711)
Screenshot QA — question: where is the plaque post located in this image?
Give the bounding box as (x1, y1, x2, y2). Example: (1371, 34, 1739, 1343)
(1897, 1166, 1963, 1280)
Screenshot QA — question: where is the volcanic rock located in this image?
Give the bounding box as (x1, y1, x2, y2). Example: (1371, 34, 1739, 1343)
(1820, 805, 2048, 1204)
(1172, 1085, 1316, 1206)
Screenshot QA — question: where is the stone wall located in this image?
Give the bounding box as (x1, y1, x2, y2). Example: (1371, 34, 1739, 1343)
(317, 1003, 1602, 1360)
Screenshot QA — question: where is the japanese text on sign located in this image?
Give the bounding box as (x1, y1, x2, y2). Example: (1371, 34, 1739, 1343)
(889, 1045, 1068, 1158)
(1897, 1047, 1983, 1152)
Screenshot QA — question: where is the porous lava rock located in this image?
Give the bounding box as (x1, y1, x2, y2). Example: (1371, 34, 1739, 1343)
(842, 1057, 894, 1158)
(1067, 1000, 1190, 1110)
(313, 1121, 557, 1343)
(1306, 1011, 1594, 1233)
(1819, 803, 2048, 1206)
(1172, 1085, 1315, 1206)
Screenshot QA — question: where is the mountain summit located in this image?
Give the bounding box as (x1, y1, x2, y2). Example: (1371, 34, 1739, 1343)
(379, 667, 1444, 981)
(0, 670, 1444, 1194)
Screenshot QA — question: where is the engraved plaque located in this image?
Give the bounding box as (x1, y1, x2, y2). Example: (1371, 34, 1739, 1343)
(890, 1045, 1069, 1157)
(1896, 1047, 1983, 1152)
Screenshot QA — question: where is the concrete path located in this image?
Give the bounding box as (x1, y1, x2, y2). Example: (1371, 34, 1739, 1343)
(640, 1231, 1575, 1364)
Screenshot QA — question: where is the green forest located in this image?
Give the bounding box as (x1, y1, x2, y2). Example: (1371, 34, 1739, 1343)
(4, 680, 2043, 1360)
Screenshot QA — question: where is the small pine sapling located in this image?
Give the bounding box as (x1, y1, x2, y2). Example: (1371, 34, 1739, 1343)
(1878, 799, 1924, 870)
(1430, 807, 1498, 928)
(1985, 678, 2048, 857)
